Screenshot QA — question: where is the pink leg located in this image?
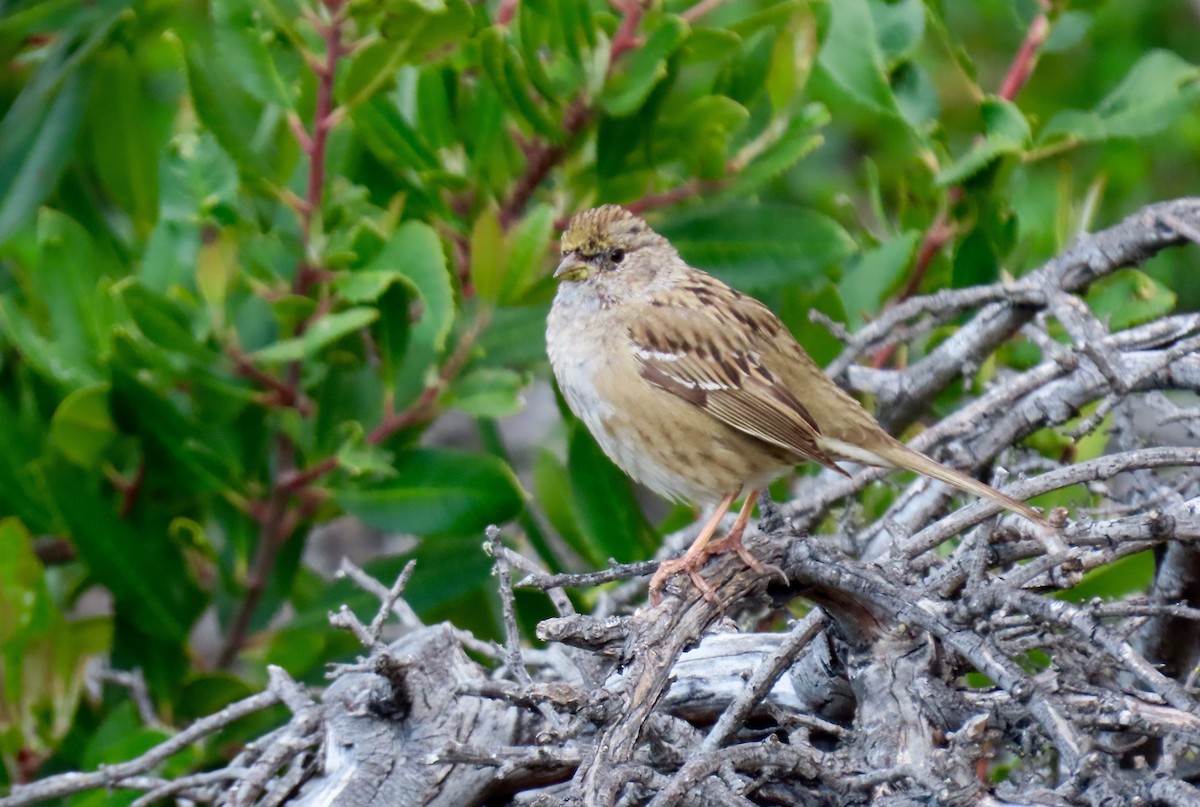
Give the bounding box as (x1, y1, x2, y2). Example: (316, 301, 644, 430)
(649, 493, 735, 605)
(708, 489, 788, 585)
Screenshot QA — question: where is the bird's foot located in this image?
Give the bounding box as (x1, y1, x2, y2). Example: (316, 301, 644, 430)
(650, 528, 789, 605)
(649, 552, 721, 606)
(708, 529, 788, 587)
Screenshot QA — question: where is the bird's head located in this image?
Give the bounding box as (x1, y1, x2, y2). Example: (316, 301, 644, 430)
(555, 205, 673, 288)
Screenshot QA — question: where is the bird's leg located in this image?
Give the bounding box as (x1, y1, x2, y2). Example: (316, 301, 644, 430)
(708, 489, 789, 585)
(649, 493, 735, 605)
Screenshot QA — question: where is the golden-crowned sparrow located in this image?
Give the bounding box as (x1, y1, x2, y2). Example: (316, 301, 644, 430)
(546, 204, 1046, 602)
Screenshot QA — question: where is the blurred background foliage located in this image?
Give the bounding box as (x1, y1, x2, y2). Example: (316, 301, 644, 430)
(0, 0, 1198, 792)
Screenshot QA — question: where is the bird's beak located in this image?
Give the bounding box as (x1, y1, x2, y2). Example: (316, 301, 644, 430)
(554, 253, 588, 282)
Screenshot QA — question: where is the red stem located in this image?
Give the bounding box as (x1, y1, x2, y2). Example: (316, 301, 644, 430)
(496, 0, 519, 26)
(278, 317, 486, 496)
(609, 0, 646, 63)
(219, 1, 346, 668)
(217, 437, 294, 669)
(998, 7, 1050, 102)
(499, 102, 590, 228)
(296, 0, 344, 297)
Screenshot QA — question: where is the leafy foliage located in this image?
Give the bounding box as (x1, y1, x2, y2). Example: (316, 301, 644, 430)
(0, 0, 1197, 789)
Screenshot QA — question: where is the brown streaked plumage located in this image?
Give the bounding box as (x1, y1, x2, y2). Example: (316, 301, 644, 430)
(547, 204, 1048, 603)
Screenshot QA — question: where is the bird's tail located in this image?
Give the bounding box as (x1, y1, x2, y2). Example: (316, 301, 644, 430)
(819, 437, 1048, 527)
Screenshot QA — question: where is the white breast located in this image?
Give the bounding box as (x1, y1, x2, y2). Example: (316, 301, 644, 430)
(547, 286, 721, 504)
(547, 285, 617, 432)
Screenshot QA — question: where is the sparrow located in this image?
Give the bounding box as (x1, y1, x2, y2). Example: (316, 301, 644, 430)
(546, 204, 1046, 602)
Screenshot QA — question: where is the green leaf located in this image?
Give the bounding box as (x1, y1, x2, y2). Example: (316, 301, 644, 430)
(252, 307, 380, 364)
(501, 203, 554, 303)
(416, 67, 458, 151)
(1042, 10, 1091, 54)
(656, 203, 856, 293)
(333, 449, 523, 536)
(109, 358, 238, 493)
(85, 46, 160, 237)
(553, 0, 596, 64)
(871, 0, 925, 65)
(533, 447, 594, 566)
(681, 28, 742, 64)
(727, 0, 803, 38)
(1086, 269, 1177, 332)
(675, 95, 749, 179)
(0, 516, 109, 765)
(178, 29, 267, 173)
(478, 26, 562, 139)
(46, 462, 205, 640)
(141, 220, 202, 292)
(82, 702, 172, 771)
(157, 131, 240, 225)
(0, 59, 89, 245)
(470, 206, 507, 303)
(372, 281, 414, 394)
(379, 537, 496, 618)
(952, 227, 999, 289)
(778, 281, 848, 367)
(0, 0, 133, 40)
(816, 0, 903, 120)
(0, 518, 53, 651)
(515, 5, 563, 103)
(567, 424, 657, 561)
(174, 673, 256, 722)
(369, 221, 454, 407)
(936, 97, 1031, 185)
(599, 15, 690, 116)
(122, 283, 208, 358)
(448, 367, 527, 418)
(1039, 50, 1200, 144)
(892, 60, 939, 130)
(378, 0, 474, 64)
(477, 303, 550, 368)
(197, 226, 238, 324)
(723, 107, 827, 197)
(0, 298, 96, 388)
(765, 9, 812, 113)
(838, 231, 919, 325)
(1058, 550, 1154, 603)
(337, 38, 402, 109)
(212, 0, 295, 107)
(334, 424, 397, 478)
(25, 210, 116, 377)
(352, 96, 440, 172)
(50, 384, 117, 468)
(333, 269, 418, 304)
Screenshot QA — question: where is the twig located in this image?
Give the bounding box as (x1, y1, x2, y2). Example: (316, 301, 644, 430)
(128, 769, 248, 807)
(518, 558, 660, 590)
(337, 558, 424, 630)
(367, 559, 418, 642)
(487, 526, 567, 731)
(86, 662, 164, 731)
(491, 544, 575, 616)
(699, 610, 825, 751)
(0, 692, 280, 807)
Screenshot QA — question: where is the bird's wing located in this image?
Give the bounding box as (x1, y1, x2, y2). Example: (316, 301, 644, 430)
(629, 286, 843, 471)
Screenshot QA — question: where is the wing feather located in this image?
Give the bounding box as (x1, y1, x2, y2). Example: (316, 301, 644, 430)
(629, 286, 843, 471)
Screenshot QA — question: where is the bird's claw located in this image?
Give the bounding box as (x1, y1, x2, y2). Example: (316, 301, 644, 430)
(649, 533, 787, 605)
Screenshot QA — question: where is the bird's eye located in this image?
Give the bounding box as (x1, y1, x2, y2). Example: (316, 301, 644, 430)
(610, 248, 625, 264)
